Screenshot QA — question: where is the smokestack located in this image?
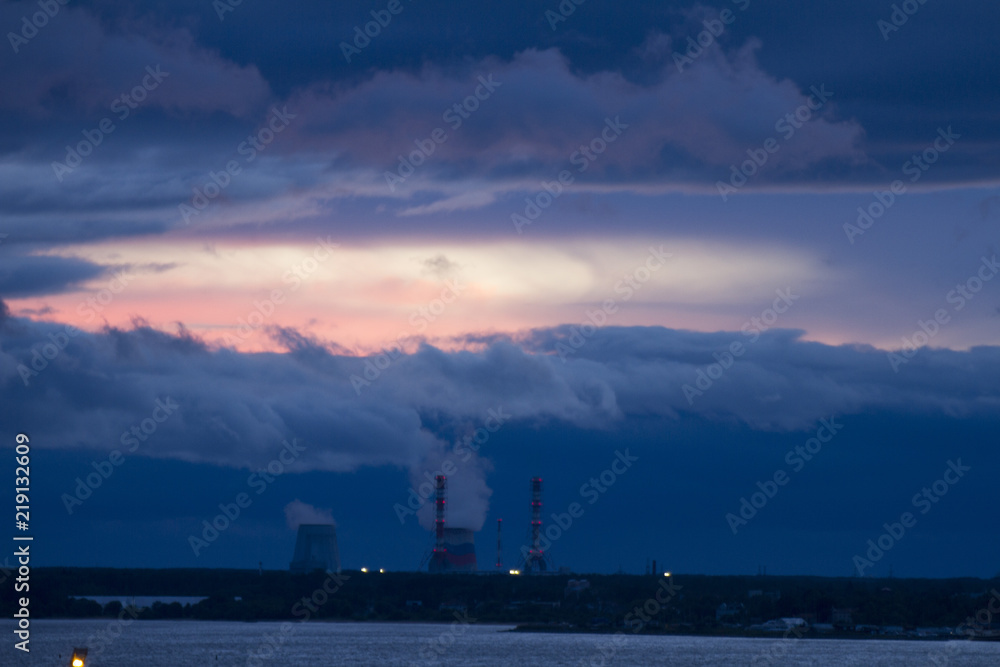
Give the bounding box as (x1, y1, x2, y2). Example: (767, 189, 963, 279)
(496, 518, 502, 570)
(526, 477, 547, 573)
(429, 475, 448, 571)
(435, 475, 446, 551)
(531, 477, 541, 561)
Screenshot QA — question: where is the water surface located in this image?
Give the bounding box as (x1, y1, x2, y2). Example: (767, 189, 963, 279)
(3, 619, 997, 666)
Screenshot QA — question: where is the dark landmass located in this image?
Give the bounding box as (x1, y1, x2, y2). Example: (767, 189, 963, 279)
(5, 569, 998, 639)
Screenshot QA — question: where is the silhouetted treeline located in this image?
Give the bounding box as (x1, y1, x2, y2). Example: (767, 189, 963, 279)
(3, 568, 996, 632)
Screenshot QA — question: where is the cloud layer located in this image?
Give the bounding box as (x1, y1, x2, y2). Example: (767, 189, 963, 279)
(4, 311, 999, 513)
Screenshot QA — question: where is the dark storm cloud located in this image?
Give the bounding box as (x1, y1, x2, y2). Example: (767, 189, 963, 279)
(3, 313, 999, 467)
(1, 0, 997, 248)
(284, 45, 863, 189)
(0, 2, 269, 118)
(482, 325, 1000, 429)
(0, 251, 110, 298)
(0, 216, 169, 244)
(65, 0, 1000, 125)
(0, 40, 867, 239)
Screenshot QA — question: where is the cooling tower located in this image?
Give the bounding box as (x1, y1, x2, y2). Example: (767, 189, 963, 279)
(289, 524, 341, 574)
(428, 527, 477, 573)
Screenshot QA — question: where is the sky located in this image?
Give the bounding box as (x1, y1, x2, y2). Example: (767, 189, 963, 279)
(1, 0, 999, 578)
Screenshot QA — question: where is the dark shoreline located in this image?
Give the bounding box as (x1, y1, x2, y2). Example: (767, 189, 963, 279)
(508, 623, 969, 641)
(7, 567, 998, 640)
(12, 617, 981, 642)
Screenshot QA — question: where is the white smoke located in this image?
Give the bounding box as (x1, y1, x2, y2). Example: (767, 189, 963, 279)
(284, 499, 336, 529)
(413, 443, 494, 532)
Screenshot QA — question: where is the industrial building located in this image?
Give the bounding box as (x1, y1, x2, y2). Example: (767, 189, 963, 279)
(289, 523, 341, 573)
(428, 527, 477, 572)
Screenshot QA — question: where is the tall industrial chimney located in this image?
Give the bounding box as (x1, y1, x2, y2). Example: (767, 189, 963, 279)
(429, 475, 448, 572)
(525, 477, 547, 573)
(496, 518, 503, 571)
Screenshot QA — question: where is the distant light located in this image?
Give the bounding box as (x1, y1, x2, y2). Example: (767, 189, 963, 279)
(509, 569, 521, 575)
(663, 572, 671, 577)
(73, 661, 84, 667)
(379, 568, 385, 573)
(361, 567, 368, 573)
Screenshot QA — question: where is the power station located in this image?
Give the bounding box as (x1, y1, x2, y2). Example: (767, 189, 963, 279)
(419, 475, 556, 574)
(428, 475, 478, 572)
(287, 476, 562, 575)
